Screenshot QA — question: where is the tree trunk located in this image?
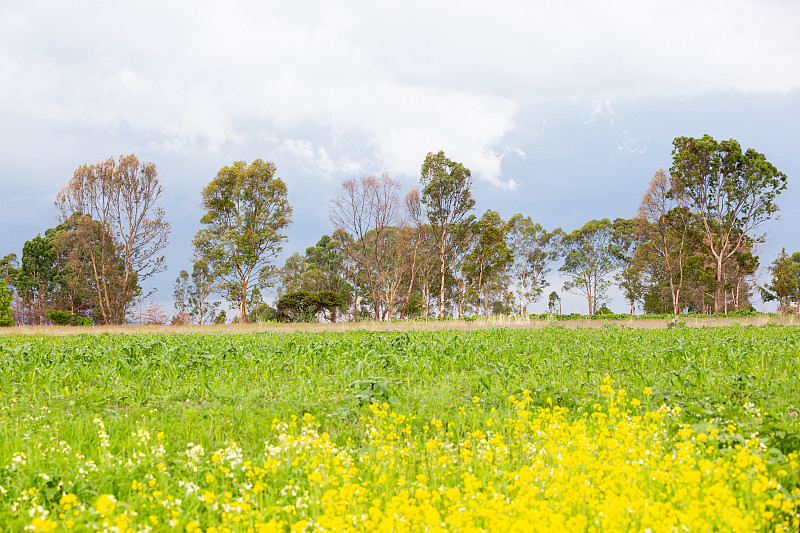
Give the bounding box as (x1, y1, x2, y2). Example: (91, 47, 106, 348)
(240, 282, 248, 322)
(439, 251, 447, 318)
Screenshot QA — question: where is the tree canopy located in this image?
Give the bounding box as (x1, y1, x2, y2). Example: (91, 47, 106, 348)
(193, 159, 292, 322)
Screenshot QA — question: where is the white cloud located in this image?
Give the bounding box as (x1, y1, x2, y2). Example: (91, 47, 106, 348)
(1, 0, 797, 187)
(617, 133, 646, 155)
(278, 139, 340, 178)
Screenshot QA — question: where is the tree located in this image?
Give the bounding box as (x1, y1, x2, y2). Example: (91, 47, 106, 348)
(193, 159, 292, 322)
(547, 291, 561, 314)
(185, 260, 218, 325)
(330, 174, 402, 320)
(465, 210, 512, 316)
(670, 135, 787, 313)
(50, 214, 138, 322)
(0, 280, 12, 326)
(142, 301, 169, 325)
(0, 254, 18, 287)
(55, 155, 170, 323)
(173, 269, 190, 318)
(560, 219, 618, 315)
(762, 249, 800, 314)
(507, 215, 563, 314)
(280, 253, 309, 294)
(612, 217, 648, 315)
(636, 168, 702, 314)
(15, 235, 59, 325)
(304, 234, 352, 322)
(276, 290, 343, 322)
(448, 215, 478, 318)
(420, 151, 475, 317)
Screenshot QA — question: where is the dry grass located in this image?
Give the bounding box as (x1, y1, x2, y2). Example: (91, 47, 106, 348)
(2, 314, 798, 336)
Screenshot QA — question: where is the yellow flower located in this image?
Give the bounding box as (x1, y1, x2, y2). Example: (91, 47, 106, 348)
(95, 494, 116, 516)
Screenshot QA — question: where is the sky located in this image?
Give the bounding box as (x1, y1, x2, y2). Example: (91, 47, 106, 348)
(1, 0, 799, 316)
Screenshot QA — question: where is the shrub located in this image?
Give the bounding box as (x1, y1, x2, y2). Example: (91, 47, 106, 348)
(0, 283, 12, 327)
(46, 309, 91, 326)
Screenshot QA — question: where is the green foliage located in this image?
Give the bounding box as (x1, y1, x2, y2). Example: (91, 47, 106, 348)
(188, 260, 219, 325)
(420, 151, 475, 316)
(193, 159, 293, 322)
(0, 282, 12, 326)
(594, 305, 613, 315)
(560, 218, 618, 315)
(276, 290, 343, 322)
(45, 309, 91, 326)
(0, 326, 798, 462)
(507, 214, 564, 313)
(54, 155, 168, 323)
(670, 135, 787, 313)
(762, 249, 800, 313)
(547, 291, 561, 314)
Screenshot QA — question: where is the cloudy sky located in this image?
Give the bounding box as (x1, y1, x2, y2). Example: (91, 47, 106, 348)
(1, 0, 798, 314)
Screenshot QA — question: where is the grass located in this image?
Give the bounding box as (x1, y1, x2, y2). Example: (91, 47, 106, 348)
(1, 326, 799, 531)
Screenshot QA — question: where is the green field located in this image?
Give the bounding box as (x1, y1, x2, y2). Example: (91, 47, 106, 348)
(1, 326, 799, 531)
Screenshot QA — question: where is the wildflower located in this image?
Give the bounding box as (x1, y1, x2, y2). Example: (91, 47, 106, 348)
(95, 494, 116, 516)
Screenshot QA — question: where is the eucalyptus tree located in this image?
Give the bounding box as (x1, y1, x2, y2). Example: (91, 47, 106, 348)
(507, 214, 564, 314)
(187, 260, 219, 325)
(636, 168, 702, 314)
(420, 151, 475, 317)
(192, 159, 292, 322)
(762, 249, 800, 314)
(302, 234, 353, 322)
(465, 210, 512, 315)
(55, 154, 170, 323)
(173, 269, 190, 319)
(15, 234, 58, 324)
(0, 281, 11, 326)
(670, 135, 787, 313)
(330, 174, 402, 320)
(560, 218, 618, 315)
(612, 217, 648, 315)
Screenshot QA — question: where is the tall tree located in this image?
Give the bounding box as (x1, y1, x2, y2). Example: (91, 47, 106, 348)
(50, 214, 137, 321)
(329, 174, 402, 320)
(507, 215, 563, 314)
(304, 235, 352, 323)
(560, 219, 618, 315)
(0, 254, 18, 288)
(448, 215, 478, 318)
(280, 253, 310, 294)
(187, 259, 218, 325)
(762, 249, 800, 314)
(636, 168, 701, 314)
(173, 269, 190, 321)
(464, 210, 511, 316)
(54, 155, 170, 323)
(548, 291, 561, 314)
(0, 280, 12, 326)
(193, 159, 292, 322)
(670, 135, 787, 313)
(420, 151, 475, 317)
(16, 235, 59, 325)
(612, 217, 648, 315)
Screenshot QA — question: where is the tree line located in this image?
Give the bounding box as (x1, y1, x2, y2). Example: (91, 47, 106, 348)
(0, 134, 795, 326)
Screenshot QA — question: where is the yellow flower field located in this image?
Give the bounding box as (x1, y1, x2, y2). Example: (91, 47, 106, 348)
(15, 379, 800, 532)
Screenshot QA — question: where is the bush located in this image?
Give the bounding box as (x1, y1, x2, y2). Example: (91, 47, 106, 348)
(0, 283, 12, 327)
(46, 309, 91, 326)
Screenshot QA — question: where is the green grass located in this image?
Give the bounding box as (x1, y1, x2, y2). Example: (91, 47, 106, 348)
(1, 326, 799, 451)
(1, 326, 800, 529)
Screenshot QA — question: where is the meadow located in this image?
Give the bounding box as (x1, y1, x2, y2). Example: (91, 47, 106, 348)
(1, 324, 799, 531)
